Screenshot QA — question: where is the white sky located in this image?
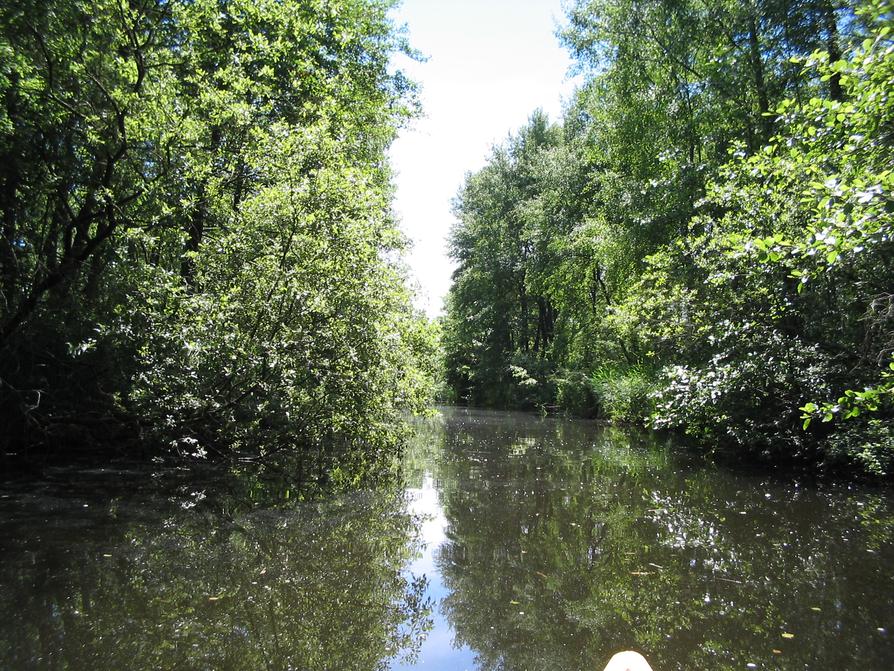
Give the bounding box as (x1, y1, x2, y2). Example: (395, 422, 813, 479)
(388, 0, 581, 317)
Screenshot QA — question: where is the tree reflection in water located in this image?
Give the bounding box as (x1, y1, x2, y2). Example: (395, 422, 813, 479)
(0, 461, 432, 670)
(2, 410, 892, 671)
(413, 408, 894, 671)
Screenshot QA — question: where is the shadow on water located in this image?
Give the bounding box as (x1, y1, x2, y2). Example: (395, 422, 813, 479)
(0, 460, 432, 670)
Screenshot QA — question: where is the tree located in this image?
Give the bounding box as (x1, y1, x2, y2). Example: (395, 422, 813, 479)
(0, 0, 432, 475)
(444, 111, 562, 408)
(443, 0, 894, 474)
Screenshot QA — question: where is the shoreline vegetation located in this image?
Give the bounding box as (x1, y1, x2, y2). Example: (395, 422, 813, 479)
(0, 0, 439, 481)
(441, 0, 893, 476)
(2, 0, 891, 480)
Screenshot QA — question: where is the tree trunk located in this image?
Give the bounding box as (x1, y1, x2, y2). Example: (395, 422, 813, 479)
(823, 2, 844, 102)
(181, 126, 222, 286)
(748, 15, 773, 144)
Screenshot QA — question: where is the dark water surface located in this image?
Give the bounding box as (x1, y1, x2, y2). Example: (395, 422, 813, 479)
(2, 407, 893, 670)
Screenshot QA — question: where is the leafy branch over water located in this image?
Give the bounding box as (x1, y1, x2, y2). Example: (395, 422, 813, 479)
(0, 0, 439, 472)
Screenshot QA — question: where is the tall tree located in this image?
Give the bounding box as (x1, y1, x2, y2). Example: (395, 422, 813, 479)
(0, 0, 436, 471)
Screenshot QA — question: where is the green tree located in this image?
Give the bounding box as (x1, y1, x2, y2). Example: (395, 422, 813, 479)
(444, 111, 562, 409)
(443, 0, 893, 473)
(0, 0, 432, 476)
(645, 3, 894, 470)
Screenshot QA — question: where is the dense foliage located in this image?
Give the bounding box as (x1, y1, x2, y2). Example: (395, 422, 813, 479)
(443, 1, 894, 474)
(0, 0, 438, 472)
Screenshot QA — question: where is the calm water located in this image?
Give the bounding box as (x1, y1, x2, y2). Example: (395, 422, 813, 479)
(2, 407, 893, 670)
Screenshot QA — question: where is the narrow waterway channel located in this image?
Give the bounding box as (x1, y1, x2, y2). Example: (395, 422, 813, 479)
(1, 407, 892, 670)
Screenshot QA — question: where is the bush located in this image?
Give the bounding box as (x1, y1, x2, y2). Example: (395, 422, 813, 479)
(824, 419, 894, 476)
(650, 322, 842, 460)
(592, 366, 656, 424)
(555, 371, 598, 417)
(507, 354, 557, 411)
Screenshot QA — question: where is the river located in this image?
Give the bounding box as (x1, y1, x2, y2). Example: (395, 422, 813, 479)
(1, 407, 892, 670)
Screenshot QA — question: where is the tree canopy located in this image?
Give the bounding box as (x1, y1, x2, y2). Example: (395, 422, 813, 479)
(0, 0, 438, 475)
(443, 0, 894, 474)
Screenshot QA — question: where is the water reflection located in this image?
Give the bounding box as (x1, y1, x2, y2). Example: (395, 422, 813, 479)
(2, 409, 893, 671)
(0, 464, 431, 670)
(407, 408, 894, 671)
(394, 474, 477, 671)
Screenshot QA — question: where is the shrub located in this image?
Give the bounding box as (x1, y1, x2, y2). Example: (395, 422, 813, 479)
(592, 366, 656, 424)
(555, 371, 598, 417)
